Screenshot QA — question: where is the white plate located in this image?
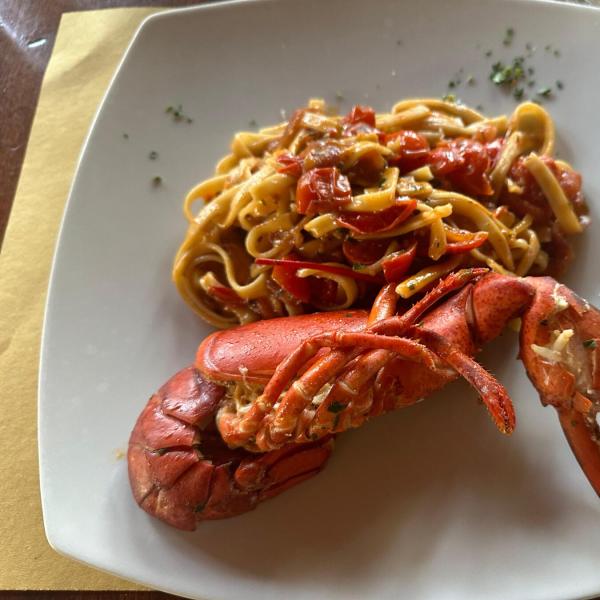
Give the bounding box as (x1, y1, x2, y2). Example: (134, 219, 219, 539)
(39, 1, 600, 598)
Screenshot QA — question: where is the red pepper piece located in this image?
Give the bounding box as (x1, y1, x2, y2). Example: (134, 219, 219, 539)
(256, 257, 383, 284)
(208, 286, 245, 306)
(444, 231, 489, 254)
(336, 198, 417, 234)
(381, 244, 417, 282)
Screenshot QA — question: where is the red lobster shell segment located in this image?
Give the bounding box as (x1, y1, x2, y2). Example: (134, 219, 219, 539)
(128, 366, 333, 530)
(197, 310, 368, 384)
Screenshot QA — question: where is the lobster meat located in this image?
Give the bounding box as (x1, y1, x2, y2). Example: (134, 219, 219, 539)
(129, 269, 600, 530)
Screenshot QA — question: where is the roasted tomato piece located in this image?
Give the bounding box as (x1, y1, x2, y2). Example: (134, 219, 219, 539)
(276, 152, 303, 178)
(309, 277, 339, 307)
(485, 138, 504, 169)
(385, 130, 430, 173)
(501, 155, 585, 224)
(428, 138, 493, 196)
(343, 105, 377, 127)
(342, 239, 389, 265)
(337, 199, 417, 234)
(296, 167, 352, 215)
(341, 105, 383, 139)
(302, 141, 344, 171)
(381, 244, 417, 283)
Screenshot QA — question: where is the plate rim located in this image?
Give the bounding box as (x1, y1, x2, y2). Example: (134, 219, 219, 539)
(37, 0, 600, 597)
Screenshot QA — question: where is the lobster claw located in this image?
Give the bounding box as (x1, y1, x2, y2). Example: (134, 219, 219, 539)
(128, 366, 333, 530)
(520, 277, 600, 496)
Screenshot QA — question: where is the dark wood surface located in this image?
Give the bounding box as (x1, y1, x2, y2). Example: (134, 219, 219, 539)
(0, 1, 204, 597)
(0, 0, 201, 250)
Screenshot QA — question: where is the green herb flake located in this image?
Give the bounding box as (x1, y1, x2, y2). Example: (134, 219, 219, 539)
(553, 49, 561, 57)
(583, 339, 597, 349)
(442, 93, 457, 103)
(148, 150, 158, 160)
(537, 86, 552, 98)
(556, 80, 564, 90)
(485, 49, 493, 57)
(570, 419, 578, 427)
(122, 133, 129, 139)
(352, 263, 366, 271)
(466, 75, 475, 85)
(328, 401, 347, 414)
(166, 103, 193, 123)
(448, 80, 456, 89)
(396, 39, 403, 46)
(152, 176, 163, 186)
(513, 87, 524, 100)
(545, 44, 551, 52)
(248, 118, 258, 128)
(194, 501, 207, 513)
(155, 448, 168, 456)
(503, 27, 514, 45)
(407, 282, 416, 291)
(335, 91, 345, 101)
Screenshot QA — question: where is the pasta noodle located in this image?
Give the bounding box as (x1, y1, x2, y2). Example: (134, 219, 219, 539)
(173, 98, 588, 327)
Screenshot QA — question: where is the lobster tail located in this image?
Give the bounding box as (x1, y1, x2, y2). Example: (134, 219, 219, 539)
(128, 367, 333, 530)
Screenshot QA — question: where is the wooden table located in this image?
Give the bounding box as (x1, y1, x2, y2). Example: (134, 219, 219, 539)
(0, 3, 204, 598)
(2, 2, 599, 600)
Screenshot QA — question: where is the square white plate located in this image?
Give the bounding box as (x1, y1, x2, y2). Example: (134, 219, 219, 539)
(39, 1, 600, 598)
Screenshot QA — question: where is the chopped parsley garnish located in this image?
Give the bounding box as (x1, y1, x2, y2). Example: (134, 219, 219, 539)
(335, 91, 345, 101)
(328, 401, 347, 414)
(553, 49, 561, 57)
(165, 104, 193, 123)
(442, 93, 457, 103)
(583, 339, 597, 349)
(122, 133, 129, 139)
(537, 86, 552, 98)
(503, 27, 514, 45)
(490, 59, 525, 86)
(152, 176, 163, 186)
(556, 80, 564, 90)
(155, 448, 168, 456)
(485, 49, 493, 57)
(148, 150, 158, 160)
(248, 118, 258, 128)
(466, 75, 475, 85)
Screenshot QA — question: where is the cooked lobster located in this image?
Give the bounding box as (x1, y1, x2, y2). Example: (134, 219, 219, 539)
(129, 269, 600, 530)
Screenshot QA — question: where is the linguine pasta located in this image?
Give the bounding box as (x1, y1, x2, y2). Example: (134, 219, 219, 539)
(173, 98, 588, 328)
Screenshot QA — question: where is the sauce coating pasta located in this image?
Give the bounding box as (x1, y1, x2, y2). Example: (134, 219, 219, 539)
(173, 98, 588, 328)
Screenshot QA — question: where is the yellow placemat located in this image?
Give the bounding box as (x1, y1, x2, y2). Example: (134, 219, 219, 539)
(0, 7, 165, 590)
